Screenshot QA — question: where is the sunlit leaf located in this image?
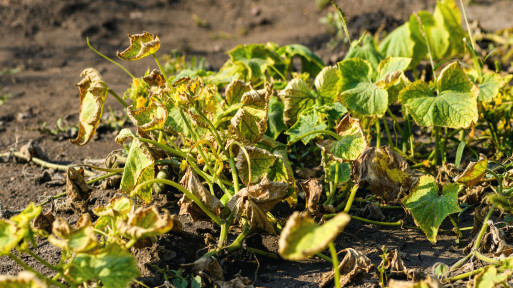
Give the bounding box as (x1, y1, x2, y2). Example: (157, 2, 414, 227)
(454, 154, 487, 188)
(472, 265, 511, 288)
(0, 220, 19, 255)
(286, 107, 328, 145)
(179, 168, 223, 221)
(224, 79, 251, 106)
(3, 203, 43, 252)
(226, 179, 290, 233)
(317, 115, 368, 162)
(94, 195, 134, 230)
(49, 214, 97, 253)
(70, 68, 108, 145)
(66, 167, 92, 213)
(352, 146, 412, 202)
(314, 66, 342, 103)
(476, 72, 504, 102)
(227, 44, 278, 83)
(68, 244, 140, 288)
(121, 138, 155, 203)
(402, 175, 462, 244)
(117, 31, 160, 61)
(279, 78, 316, 126)
(236, 146, 277, 185)
(376, 57, 412, 87)
(117, 206, 174, 240)
(127, 100, 167, 131)
(379, 24, 415, 59)
(346, 35, 384, 70)
(325, 161, 351, 184)
(0, 271, 48, 288)
(267, 96, 287, 139)
(278, 212, 350, 260)
(399, 62, 478, 128)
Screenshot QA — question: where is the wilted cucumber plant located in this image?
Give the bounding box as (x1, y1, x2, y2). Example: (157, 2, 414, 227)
(2, 0, 513, 287)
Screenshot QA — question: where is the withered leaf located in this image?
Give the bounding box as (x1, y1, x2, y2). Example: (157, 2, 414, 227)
(224, 79, 251, 106)
(226, 179, 290, 233)
(0, 271, 48, 288)
(117, 206, 174, 240)
(19, 140, 48, 161)
(358, 202, 385, 221)
(127, 99, 167, 131)
(381, 249, 423, 281)
(179, 168, 223, 221)
(215, 276, 254, 288)
(70, 68, 108, 146)
(142, 69, 167, 87)
(320, 248, 374, 287)
(235, 146, 277, 185)
(32, 211, 55, 234)
(300, 179, 323, 217)
(181, 257, 225, 281)
(351, 146, 412, 202)
(117, 31, 160, 61)
(48, 214, 97, 253)
(317, 115, 368, 162)
(454, 154, 487, 188)
(66, 167, 92, 213)
(388, 276, 442, 288)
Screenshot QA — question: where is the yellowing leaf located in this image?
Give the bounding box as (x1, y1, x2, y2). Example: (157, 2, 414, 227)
(278, 212, 350, 260)
(48, 214, 97, 253)
(317, 115, 368, 162)
(70, 68, 108, 146)
(454, 154, 487, 187)
(0, 271, 48, 288)
(279, 78, 316, 126)
(473, 265, 512, 288)
(127, 99, 167, 131)
(68, 244, 140, 288)
(224, 79, 251, 106)
(117, 31, 160, 61)
(0, 220, 19, 255)
(236, 146, 277, 185)
(117, 206, 174, 240)
(402, 175, 462, 244)
(121, 138, 155, 203)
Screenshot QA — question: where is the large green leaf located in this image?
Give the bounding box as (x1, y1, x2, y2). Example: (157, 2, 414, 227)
(117, 32, 160, 61)
(70, 68, 108, 146)
(315, 66, 342, 103)
(402, 175, 462, 244)
(121, 138, 155, 203)
(399, 62, 478, 128)
(317, 115, 368, 162)
(278, 212, 350, 260)
(346, 34, 385, 70)
(379, 24, 415, 58)
(236, 146, 277, 185)
(68, 244, 139, 288)
(433, 0, 465, 58)
(409, 11, 449, 61)
(227, 44, 278, 83)
(279, 78, 316, 126)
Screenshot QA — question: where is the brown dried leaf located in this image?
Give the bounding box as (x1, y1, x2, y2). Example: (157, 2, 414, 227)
(181, 257, 224, 281)
(226, 179, 290, 233)
(142, 69, 167, 87)
(19, 140, 48, 161)
(358, 202, 385, 221)
(66, 167, 91, 213)
(467, 223, 513, 257)
(320, 248, 374, 287)
(382, 249, 423, 281)
(388, 276, 442, 288)
(351, 146, 413, 202)
(300, 179, 323, 218)
(32, 211, 55, 234)
(49, 214, 97, 252)
(454, 154, 487, 188)
(215, 276, 254, 288)
(117, 31, 160, 61)
(179, 168, 223, 221)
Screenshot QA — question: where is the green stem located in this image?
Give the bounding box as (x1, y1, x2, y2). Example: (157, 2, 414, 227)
(343, 185, 358, 213)
(446, 267, 483, 282)
(153, 54, 169, 83)
(472, 203, 496, 251)
(108, 89, 129, 108)
(382, 118, 394, 149)
(125, 238, 137, 249)
(431, 127, 441, 165)
(474, 251, 499, 264)
(228, 144, 240, 194)
(328, 242, 341, 288)
(213, 103, 243, 128)
(246, 247, 280, 259)
(203, 223, 251, 258)
(316, 252, 333, 263)
(375, 120, 381, 147)
(86, 37, 135, 79)
(448, 215, 462, 238)
(8, 253, 68, 288)
(350, 215, 403, 227)
(86, 171, 121, 185)
(133, 179, 222, 225)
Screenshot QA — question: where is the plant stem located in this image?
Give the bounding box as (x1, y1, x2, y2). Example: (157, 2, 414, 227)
(474, 251, 499, 264)
(328, 242, 341, 288)
(133, 179, 222, 225)
(316, 252, 333, 263)
(448, 215, 462, 238)
(343, 185, 358, 213)
(203, 222, 251, 258)
(375, 120, 381, 147)
(0, 152, 95, 177)
(153, 54, 169, 82)
(8, 253, 68, 288)
(446, 267, 483, 282)
(350, 215, 404, 227)
(86, 171, 121, 185)
(86, 37, 135, 79)
(382, 118, 394, 149)
(108, 89, 129, 108)
(246, 247, 280, 259)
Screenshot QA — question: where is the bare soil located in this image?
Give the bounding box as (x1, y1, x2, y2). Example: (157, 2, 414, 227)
(0, 0, 512, 287)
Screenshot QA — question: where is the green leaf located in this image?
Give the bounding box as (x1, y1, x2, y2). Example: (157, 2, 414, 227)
(121, 138, 155, 203)
(286, 107, 328, 145)
(399, 62, 478, 128)
(477, 72, 503, 102)
(402, 175, 462, 244)
(278, 212, 350, 260)
(0, 220, 18, 255)
(279, 78, 316, 126)
(317, 115, 368, 162)
(433, 0, 466, 58)
(230, 84, 272, 144)
(236, 146, 277, 185)
(49, 214, 97, 253)
(376, 57, 412, 86)
(227, 44, 278, 83)
(409, 11, 449, 60)
(338, 58, 388, 117)
(70, 68, 108, 146)
(0, 271, 48, 288)
(379, 24, 415, 58)
(325, 161, 351, 183)
(267, 96, 287, 139)
(127, 100, 167, 131)
(472, 265, 511, 288)
(165, 104, 192, 137)
(277, 44, 325, 77)
(117, 32, 160, 61)
(315, 66, 342, 103)
(267, 147, 295, 185)
(454, 154, 487, 187)
(69, 244, 140, 288)
(345, 34, 384, 70)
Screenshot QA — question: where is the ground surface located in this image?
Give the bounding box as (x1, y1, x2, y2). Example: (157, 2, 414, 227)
(0, 0, 512, 287)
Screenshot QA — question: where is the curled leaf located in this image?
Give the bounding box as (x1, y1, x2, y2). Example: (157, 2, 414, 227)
(117, 31, 160, 61)
(68, 244, 140, 288)
(279, 212, 350, 260)
(49, 214, 97, 253)
(0, 271, 48, 288)
(226, 179, 290, 233)
(121, 138, 155, 203)
(32, 211, 55, 234)
(70, 68, 108, 145)
(181, 257, 225, 282)
(142, 69, 167, 87)
(351, 146, 412, 202)
(224, 79, 251, 106)
(454, 154, 487, 188)
(127, 99, 167, 131)
(317, 115, 368, 162)
(320, 248, 374, 287)
(179, 168, 223, 221)
(117, 206, 174, 240)
(300, 179, 323, 217)
(66, 167, 92, 213)
(115, 128, 136, 144)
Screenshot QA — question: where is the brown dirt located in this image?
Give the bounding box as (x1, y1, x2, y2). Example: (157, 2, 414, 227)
(0, 0, 512, 287)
